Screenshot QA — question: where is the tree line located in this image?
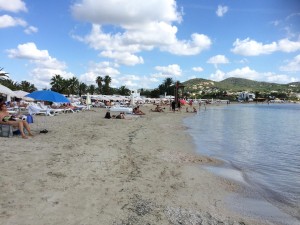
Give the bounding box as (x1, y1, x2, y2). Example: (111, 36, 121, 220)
(1, 67, 181, 98)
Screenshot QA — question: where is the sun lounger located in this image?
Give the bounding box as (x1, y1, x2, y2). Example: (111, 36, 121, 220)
(109, 106, 133, 114)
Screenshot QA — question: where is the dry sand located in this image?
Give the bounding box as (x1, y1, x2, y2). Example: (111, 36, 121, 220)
(1, 105, 269, 225)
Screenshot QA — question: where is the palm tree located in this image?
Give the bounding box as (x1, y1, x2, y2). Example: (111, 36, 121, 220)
(103, 75, 112, 95)
(0, 78, 18, 90)
(164, 77, 174, 95)
(50, 74, 65, 93)
(78, 82, 87, 96)
(87, 84, 96, 95)
(19, 81, 37, 92)
(67, 77, 79, 96)
(96, 76, 103, 94)
(118, 86, 130, 95)
(0, 67, 9, 79)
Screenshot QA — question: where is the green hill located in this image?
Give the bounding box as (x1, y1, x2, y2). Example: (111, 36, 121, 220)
(182, 77, 300, 93)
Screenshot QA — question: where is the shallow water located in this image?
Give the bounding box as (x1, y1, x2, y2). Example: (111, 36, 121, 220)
(184, 103, 300, 222)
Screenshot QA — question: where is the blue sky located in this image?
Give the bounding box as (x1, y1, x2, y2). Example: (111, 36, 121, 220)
(0, 0, 300, 90)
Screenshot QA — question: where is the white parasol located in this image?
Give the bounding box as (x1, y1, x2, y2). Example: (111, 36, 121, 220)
(0, 84, 16, 97)
(86, 93, 92, 110)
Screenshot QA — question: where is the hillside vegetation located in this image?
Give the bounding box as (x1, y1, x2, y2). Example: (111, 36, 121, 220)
(183, 77, 300, 93)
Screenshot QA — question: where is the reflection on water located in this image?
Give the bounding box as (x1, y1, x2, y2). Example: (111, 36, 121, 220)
(184, 103, 300, 220)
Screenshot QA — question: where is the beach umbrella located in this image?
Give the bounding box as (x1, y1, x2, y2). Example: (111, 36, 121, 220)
(14, 90, 34, 101)
(180, 99, 187, 105)
(25, 90, 69, 133)
(86, 93, 91, 110)
(0, 84, 16, 97)
(25, 90, 70, 103)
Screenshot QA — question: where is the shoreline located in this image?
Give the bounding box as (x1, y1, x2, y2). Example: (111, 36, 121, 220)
(0, 105, 270, 224)
(183, 104, 300, 225)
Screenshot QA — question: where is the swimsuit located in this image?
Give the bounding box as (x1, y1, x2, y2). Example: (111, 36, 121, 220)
(2, 115, 15, 122)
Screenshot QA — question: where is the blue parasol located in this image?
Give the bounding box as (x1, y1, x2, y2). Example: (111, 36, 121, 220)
(25, 90, 70, 103)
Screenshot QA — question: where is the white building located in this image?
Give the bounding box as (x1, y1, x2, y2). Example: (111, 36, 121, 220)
(238, 92, 255, 101)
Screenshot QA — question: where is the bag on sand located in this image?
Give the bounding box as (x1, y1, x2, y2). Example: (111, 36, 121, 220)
(0, 125, 13, 137)
(26, 114, 34, 123)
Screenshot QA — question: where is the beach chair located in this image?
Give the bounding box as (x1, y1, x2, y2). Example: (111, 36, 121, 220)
(37, 102, 64, 115)
(27, 104, 54, 116)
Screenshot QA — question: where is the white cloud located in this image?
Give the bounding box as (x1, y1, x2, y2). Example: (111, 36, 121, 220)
(161, 33, 211, 55)
(278, 39, 300, 52)
(71, 0, 182, 26)
(264, 72, 298, 83)
(227, 67, 259, 80)
(6, 42, 73, 89)
(0, 0, 27, 13)
(7, 42, 49, 60)
(280, 55, 300, 72)
(71, 0, 211, 64)
(24, 26, 38, 34)
(154, 64, 182, 78)
(209, 69, 226, 81)
(100, 51, 144, 66)
(209, 66, 297, 83)
(216, 5, 228, 17)
(192, 67, 203, 72)
(231, 38, 300, 56)
(207, 55, 229, 67)
(79, 61, 120, 85)
(231, 38, 277, 56)
(0, 14, 27, 28)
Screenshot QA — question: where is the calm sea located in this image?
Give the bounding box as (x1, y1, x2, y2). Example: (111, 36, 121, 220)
(184, 103, 300, 223)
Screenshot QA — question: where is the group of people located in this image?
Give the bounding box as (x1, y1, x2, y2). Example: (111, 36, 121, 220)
(151, 104, 164, 112)
(104, 111, 126, 119)
(0, 102, 33, 139)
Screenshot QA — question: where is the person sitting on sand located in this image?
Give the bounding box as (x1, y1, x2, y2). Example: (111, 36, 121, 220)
(104, 111, 111, 119)
(115, 112, 125, 119)
(0, 102, 34, 139)
(151, 104, 164, 112)
(133, 106, 145, 115)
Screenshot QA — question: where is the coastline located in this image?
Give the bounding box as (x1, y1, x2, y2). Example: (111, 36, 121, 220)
(0, 105, 268, 224)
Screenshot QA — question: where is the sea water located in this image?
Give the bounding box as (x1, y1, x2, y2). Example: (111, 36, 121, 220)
(184, 103, 300, 224)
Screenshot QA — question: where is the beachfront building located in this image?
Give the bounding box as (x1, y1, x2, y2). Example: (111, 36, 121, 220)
(237, 92, 255, 102)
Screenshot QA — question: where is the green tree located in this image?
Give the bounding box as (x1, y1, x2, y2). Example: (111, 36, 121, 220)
(50, 74, 65, 93)
(87, 84, 96, 95)
(139, 88, 151, 97)
(66, 77, 79, 96)
(78, 82, 87, 96)
(96, 76, 103, 94)
(163, 77, 174, 95)
(0, 78, 18, 90)
(19, 81, 37, 92)
(0, 67, 9, 79)
(118, 85, 131, 95)
(103, 75, 112, 95)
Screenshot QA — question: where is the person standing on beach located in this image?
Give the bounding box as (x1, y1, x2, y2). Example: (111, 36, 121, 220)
(171, 100, 176, 112)
(177, 100, 181, 112)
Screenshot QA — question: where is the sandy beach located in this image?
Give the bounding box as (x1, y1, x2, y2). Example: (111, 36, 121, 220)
(1, 105, 268, 225)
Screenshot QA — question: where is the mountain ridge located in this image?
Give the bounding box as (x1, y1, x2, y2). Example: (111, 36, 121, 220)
(182, 77, 300, 93)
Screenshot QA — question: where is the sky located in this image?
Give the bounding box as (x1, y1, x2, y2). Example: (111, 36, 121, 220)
(0, 0, 300, 90)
